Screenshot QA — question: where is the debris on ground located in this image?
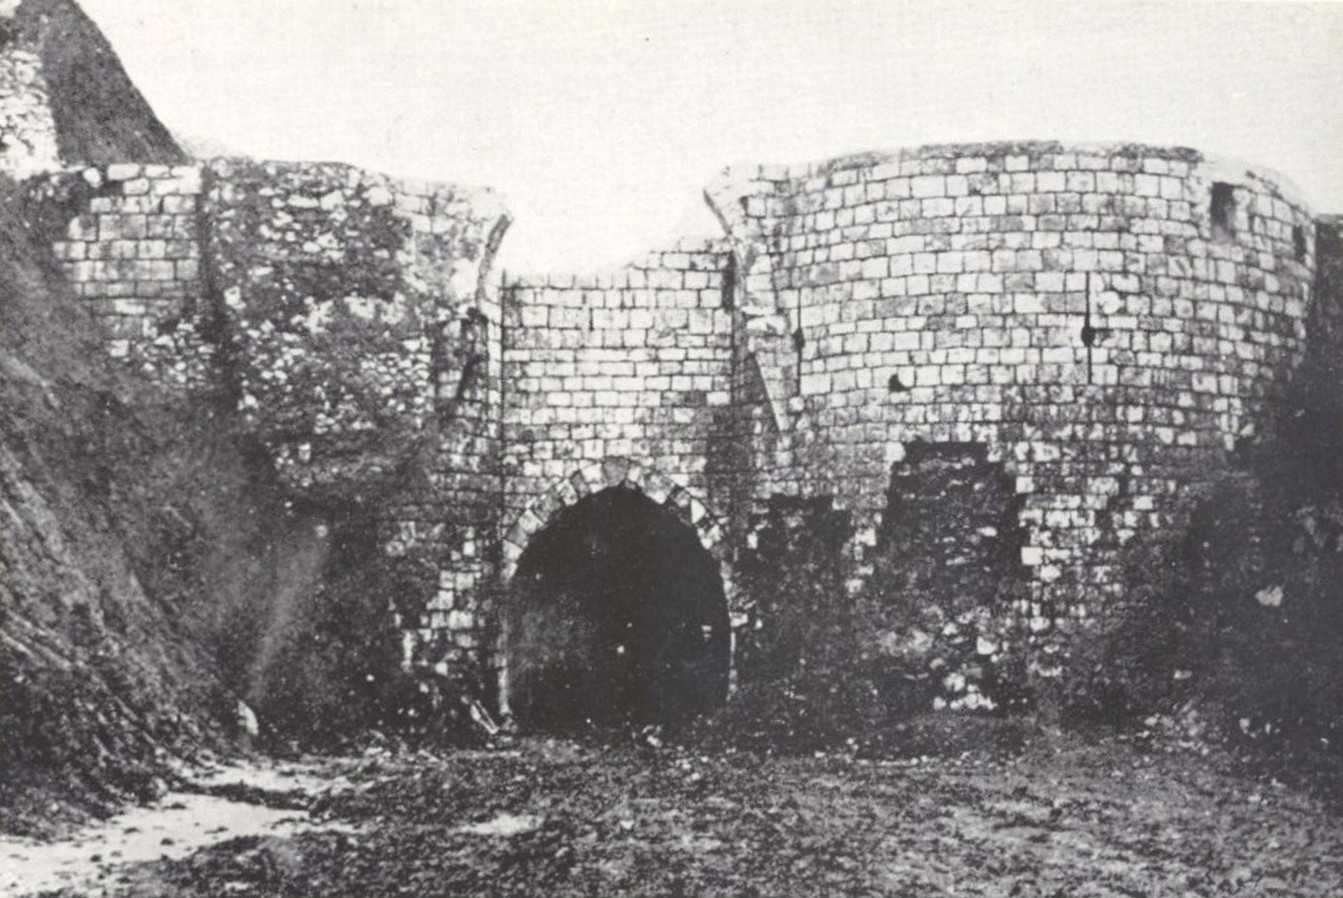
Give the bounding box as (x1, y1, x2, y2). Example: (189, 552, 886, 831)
(9, 732, 1339, 898)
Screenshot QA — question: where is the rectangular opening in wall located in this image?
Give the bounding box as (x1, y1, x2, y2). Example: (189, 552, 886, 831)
(1293, 224, 1308, 262)
(1210, 182, 1236, 242)
(721, 253, 736, 310)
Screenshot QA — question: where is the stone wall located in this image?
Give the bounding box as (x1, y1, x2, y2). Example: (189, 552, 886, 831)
(496, 243, 739, 713)
(708, 142, 1317, 680)
(499, 241, 737, 577)
(37, 163, 212, 391)
(26, 139, 1338, 716)
(30, 158, 511, 685)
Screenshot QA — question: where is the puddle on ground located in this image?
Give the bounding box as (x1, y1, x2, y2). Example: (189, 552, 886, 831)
(0, 760, 354, 898)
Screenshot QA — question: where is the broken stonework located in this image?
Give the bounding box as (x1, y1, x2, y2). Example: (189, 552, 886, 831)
(24, 140, 1339, 719)
(706, 142, 1318, 684)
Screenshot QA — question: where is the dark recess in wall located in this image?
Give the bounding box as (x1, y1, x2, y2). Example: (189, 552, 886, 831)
(507, 487, 730, 731)
(1210, 181, 1236, 242)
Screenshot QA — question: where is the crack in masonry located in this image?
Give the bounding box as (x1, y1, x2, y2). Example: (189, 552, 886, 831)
(1082, 272, 1096, 385)
(793, 213, 804, 397)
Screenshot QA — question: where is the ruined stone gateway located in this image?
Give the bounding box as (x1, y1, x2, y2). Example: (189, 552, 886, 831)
(19, 140, 1336, 727)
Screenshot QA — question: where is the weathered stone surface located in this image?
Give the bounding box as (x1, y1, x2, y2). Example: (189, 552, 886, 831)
(205, 158, 507, 503)
(706, 141, 1319, 682)
(0, 0, 184, 179)
(28, 140, 1338, 717)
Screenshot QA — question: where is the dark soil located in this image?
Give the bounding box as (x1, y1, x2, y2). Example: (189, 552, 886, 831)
(63, 730, 1343, 898)
(0, 175, 278, 836)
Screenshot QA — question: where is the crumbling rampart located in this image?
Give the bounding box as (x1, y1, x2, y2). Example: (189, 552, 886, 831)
(20, 139, 1336, 717)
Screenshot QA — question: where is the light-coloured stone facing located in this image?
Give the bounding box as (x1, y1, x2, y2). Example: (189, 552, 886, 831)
(39, 162, 212, 389)
(29, 140, 1334, 708)
(705, 142, 1316, 674)
(0, 45, 61, 178)
(501, 240, 735, 536)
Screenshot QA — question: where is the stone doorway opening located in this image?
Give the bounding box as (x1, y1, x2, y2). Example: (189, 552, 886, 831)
(505, 486, 730, 731)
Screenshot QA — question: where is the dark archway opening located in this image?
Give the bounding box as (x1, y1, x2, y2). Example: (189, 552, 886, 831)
(506, 486, 730, 731)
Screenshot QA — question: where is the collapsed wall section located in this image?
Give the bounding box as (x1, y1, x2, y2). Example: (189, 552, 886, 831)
(205, 159, 506, 500)
(710, 142, 1316, 679)
(202, 159, 510, 681)
(30, 158, 511, 688)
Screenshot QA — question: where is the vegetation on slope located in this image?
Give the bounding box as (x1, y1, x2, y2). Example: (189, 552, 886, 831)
(1066, 220, 1343, 790)
(1, 0, 184, 167)
(1, 174, 442, 834)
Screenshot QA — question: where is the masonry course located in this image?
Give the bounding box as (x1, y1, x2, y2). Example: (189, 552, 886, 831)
(16, 137, 1338, 719)
(708, 142, 1317, 685)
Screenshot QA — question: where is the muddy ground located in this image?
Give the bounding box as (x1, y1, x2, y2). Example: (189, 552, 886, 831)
(9, 728, 1343, 898)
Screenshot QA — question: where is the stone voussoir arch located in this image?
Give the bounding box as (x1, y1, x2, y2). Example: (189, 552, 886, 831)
(495, 456, 740, 718)
(499, 456, 734, 597)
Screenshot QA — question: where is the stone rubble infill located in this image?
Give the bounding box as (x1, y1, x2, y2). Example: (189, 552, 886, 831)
(0, 759, 357, 898)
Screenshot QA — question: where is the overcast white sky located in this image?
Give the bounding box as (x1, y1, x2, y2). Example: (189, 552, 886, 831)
(81, 0, 1343, 274)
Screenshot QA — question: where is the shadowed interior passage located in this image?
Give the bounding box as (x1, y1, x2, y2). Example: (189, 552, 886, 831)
(506, 487, 730, 730)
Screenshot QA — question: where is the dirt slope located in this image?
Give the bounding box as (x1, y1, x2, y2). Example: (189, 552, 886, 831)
(2, 0, 184, 167)
(0, 172, 421, 836)
(0, 178, 283, 835)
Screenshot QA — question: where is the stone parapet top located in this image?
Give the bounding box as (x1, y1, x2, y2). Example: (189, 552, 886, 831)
(507, 236, 731, 290)
(707, 141, 1312, 218)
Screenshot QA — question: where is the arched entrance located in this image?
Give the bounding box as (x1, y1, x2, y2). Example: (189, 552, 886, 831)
(504, 485, 731, 730)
